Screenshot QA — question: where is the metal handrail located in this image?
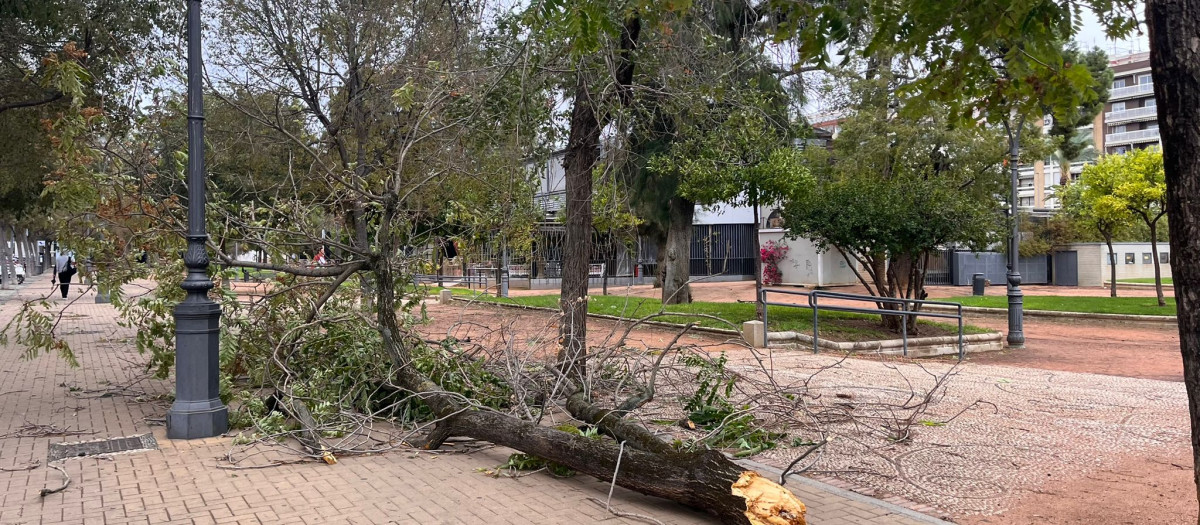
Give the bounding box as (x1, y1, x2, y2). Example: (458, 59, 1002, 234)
(759, 288, 965, 359)
(414, 273, 490, 290)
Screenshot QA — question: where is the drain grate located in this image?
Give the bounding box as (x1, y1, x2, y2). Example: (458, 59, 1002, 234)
(47, 434, 158, 462)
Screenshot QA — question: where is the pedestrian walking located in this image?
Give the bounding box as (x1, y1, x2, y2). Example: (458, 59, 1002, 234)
(52, 253, 76, 298)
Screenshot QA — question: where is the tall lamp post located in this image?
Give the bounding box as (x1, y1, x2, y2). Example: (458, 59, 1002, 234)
(166, 0, 229, 439)
(1005, 118, 1026, 348)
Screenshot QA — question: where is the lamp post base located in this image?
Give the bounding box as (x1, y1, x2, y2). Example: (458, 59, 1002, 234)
(167, 300, 228, 439)
(1006, 271, 1025, 348)
(166, 399, 228, 439)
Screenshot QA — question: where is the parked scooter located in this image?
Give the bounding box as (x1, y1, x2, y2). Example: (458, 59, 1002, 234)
(2, 263, 26, 285)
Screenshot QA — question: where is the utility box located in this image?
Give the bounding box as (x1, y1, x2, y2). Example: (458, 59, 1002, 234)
(972, 273, 986, 296)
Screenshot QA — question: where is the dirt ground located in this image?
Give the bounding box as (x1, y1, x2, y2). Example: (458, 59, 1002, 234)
(421, 295, 1193, 525)
(961, 315, 1182, 382)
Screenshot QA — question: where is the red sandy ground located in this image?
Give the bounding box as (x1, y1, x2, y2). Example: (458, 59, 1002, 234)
(505, 280, 1193, 524)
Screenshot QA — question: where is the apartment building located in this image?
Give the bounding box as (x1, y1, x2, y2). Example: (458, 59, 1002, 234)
(1103, 52, 1159, 154)
(1018, 52, 1158, 211)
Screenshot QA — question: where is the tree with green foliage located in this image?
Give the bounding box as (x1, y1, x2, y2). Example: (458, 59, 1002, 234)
(782, 72, 1008, 332)
(1060, 168, 1134, 297)
(0, 0, 178, 220)
(622, 0, 800, 305)
(650, 104, 810, 311)
(1070, 148, 1169, 304)
(1048, 45, 1112, 185)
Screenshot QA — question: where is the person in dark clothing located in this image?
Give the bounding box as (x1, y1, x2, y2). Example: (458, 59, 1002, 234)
(52, 254, 75, 298)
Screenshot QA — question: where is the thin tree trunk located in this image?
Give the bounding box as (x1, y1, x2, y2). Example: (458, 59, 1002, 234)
(1, 226, 12, 290)
(653, 228, 667, 288)
(558, 74, 600, 382)
(1105, 233, 1118, 297)
(662, 195, 694, 304)
(1146, 3, 1200, 520)
(1150, 219, 1166, 306)
(752, 189, 763, 319)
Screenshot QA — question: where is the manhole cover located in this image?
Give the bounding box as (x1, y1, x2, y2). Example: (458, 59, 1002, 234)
(47, 434, 157, 462)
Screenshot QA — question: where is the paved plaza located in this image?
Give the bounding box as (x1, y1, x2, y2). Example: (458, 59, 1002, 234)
(0, 273, 946, 525)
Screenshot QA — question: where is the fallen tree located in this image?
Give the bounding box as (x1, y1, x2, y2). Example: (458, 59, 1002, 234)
(367, 199, 803, 524)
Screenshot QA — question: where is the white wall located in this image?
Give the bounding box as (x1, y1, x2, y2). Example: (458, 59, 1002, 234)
(759, 230, 858, 287)
(1061, 242, 1172, 286)
(694, 203, 755, 225)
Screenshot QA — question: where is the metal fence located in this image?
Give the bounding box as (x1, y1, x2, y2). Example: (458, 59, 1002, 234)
(639, 224, 758, 279)
(924, 250, 1051, 286)
(760, 288, 966, 359)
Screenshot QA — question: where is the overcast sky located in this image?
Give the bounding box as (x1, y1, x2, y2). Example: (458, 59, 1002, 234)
(1075, 2, 1150, 57)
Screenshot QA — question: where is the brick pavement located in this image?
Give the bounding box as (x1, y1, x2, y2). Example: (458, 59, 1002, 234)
(1, 272, 947, 525)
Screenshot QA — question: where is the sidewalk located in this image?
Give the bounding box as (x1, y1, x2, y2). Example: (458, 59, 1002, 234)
(1, 272, 948, 525)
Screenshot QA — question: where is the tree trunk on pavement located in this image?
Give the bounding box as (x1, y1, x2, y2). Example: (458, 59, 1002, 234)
(370, 258, 800, 525)
(15, 236, 26, 282)
(662, 195, 694, 304)
(1146, 2, 1200, 520)
(1, 226, 12, 290)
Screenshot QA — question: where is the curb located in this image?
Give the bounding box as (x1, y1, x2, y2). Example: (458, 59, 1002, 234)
(738, 458, 956, 525)
(767, 330, 1003, 357)
(923, 303, 1176, 323)
(1105, 281, 1174, 289)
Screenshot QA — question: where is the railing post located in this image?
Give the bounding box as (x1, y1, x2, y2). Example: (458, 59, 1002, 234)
(958, 305, 965, 360)
(810, 292, 820, 354)
(760, 289, 768, 347)
(901, 307, 908, 357)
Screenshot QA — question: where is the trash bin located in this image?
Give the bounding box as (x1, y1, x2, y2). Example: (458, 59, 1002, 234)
(972, 273, 986, 296)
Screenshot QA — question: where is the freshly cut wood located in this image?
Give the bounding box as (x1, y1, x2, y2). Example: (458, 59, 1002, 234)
(732, 471, 807, 525)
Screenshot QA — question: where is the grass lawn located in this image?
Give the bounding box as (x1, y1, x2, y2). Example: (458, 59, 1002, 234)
(1117, 277, 1173, 285)
(440, 289, 991, 342)
(945, 295, 1176, 316)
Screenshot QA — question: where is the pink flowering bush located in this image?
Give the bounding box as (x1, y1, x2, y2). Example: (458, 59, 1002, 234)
(760, 240, 789, 286)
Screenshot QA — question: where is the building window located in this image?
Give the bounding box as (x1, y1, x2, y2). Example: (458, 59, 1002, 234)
(766, 209, 784, 229)
(1112, 146, 1129, 154)
(1113, 78, 1126, 88)
(1107, 252, 1116, 265)
(1146, 122, 1159, 129)
(1125, 253, 1136, 264)
(1139, 74, 1153, 85)
(1143, 253, 1153, 264)
(1018, 197, 1033, 206)
(1111, 101, 1126, 112)
(1111, 124, 1127, 134)
(1161, 252, 1170, 265)
(1145, 98, 1157, 107)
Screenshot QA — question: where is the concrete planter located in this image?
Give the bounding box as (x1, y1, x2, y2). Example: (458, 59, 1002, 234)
(746, 321, 1003, 358)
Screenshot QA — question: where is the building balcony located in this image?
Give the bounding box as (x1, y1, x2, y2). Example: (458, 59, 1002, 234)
(1109, 83, 1155, 100)
(1105, 128, 1161, 146)
(1105, 105, 1158, 124)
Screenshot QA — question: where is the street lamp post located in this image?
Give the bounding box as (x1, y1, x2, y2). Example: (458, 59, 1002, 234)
(166, 0, 229, 439)
(1005, 120, 1026, 348)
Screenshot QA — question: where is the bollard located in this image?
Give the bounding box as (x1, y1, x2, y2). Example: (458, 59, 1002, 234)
(743, 320, 766, 348)
(439, 289, 453, 305)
